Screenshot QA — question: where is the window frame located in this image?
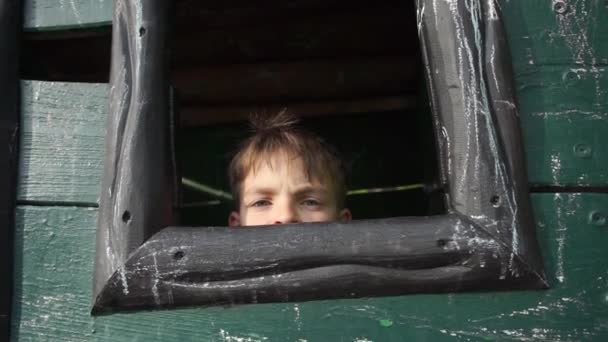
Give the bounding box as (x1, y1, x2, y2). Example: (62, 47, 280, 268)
(91, 0, 548, 315)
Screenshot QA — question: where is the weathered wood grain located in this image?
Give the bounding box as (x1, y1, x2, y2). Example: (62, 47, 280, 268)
(17, 81, 107, 204)
(23, 0, 112, 31)
(11, 194, 608, 341)
(517, 65, 608, 186)
(502, 0, 608, 187)
(11, 206, 97, 342)
(516, 65, 608, 115)
(502, 0, 608, 67)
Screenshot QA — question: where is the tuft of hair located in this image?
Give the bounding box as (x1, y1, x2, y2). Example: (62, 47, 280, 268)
(249, 108, 298, 134)
(228, 109, 347, 209)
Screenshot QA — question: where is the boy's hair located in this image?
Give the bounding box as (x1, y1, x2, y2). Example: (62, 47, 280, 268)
(228, 109, 347, 208)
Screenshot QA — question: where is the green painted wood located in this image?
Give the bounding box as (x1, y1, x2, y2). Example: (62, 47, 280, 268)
(516, 65, 608, 186)
(501, 0, 608, 186)
(501, 0, 608, 66)
(23, 0, 112, 31)
(17, 81, 107, 204)
(11, 1, 608, 340)
(11, 206, 97, 341)
(11, 194, 608, 341)
(516, 65, 607, 115)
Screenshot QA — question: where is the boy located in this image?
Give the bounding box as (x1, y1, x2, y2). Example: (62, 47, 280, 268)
(228, 110, 352, 226)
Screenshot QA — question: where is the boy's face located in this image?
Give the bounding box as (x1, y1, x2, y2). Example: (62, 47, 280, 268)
(229, 154, 351, 226)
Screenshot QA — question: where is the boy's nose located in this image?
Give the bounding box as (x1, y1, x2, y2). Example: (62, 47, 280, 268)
(273, 203, 299, 224)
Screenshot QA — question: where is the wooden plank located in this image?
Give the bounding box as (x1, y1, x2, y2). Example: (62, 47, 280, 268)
(20, 0, 408, 33)
(502, 0, 608, 187)
(172, 6, 415, 66)
(180, 96, 417, 127)
(17, 81, 107, 204)
(174, 57, 417, 105)
(11, 194, 608, 340)
(174, 0, 406, 29)
(502, 0, 608, 66)
(11, 206, 97, 341)
(516, 66, 608, 186)
(516, 65, 608, 115)
(23, 0, 112, 31)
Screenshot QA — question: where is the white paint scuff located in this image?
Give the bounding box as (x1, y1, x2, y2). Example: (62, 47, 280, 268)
(219, 329, 269, 342)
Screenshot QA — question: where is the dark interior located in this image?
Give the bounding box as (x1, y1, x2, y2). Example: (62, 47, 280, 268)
(20, 0, 442, 226)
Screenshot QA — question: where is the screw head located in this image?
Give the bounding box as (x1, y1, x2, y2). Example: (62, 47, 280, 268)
(573, 143, 593, 159)
(173, 250, 185, 260)
(589, 211, 607, 227)
(490, 195, 501, 208)
(554, 0, 568, 14)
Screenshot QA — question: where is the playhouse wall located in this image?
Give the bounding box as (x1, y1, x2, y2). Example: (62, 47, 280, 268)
(11, 1, 608, 341)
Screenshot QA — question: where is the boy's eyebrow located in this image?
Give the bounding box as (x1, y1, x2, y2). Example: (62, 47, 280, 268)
(243, 187, 277, 197)
(243, 185, 328, 197)
(293, 185, 328, 196)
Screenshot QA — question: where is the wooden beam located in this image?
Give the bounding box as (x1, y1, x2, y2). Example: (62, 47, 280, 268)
(174, 0, 408, 29)
(179, 96, 417, 127)
(172, 6, 415, 66)
(23, 0, 111, 31)
(173, 56, 418, 105)
(18, 81, 107, 204)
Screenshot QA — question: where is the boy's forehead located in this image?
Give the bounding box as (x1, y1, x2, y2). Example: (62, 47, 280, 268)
(244, 151, 331, 187)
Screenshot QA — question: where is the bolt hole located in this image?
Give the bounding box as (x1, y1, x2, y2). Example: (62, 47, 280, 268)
(122, 210, 131, 223)
(554, 1, 568, 14)
(574, 143, 592, 158)
(173, 250, 185, 260)
(437, 239, 448, 247)
(589, 211, 607, 226)
(490, 195, 501, 207)
(139, 27, 146, 37)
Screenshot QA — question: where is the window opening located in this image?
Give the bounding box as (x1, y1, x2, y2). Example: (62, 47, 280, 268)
(172, 1, 443, 226)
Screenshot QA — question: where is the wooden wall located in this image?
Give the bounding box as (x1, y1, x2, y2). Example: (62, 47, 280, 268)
(11, 0, 608, 341)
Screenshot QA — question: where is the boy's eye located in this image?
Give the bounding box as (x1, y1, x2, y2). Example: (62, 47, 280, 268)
(251, 200, 271, 207)
(301, 199, 321, 207)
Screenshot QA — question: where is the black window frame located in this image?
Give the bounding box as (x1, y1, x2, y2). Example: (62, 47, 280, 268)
(91, 0, 548, 315)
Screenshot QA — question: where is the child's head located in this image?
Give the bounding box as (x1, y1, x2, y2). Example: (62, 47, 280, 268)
(228, 110, 351, 226)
